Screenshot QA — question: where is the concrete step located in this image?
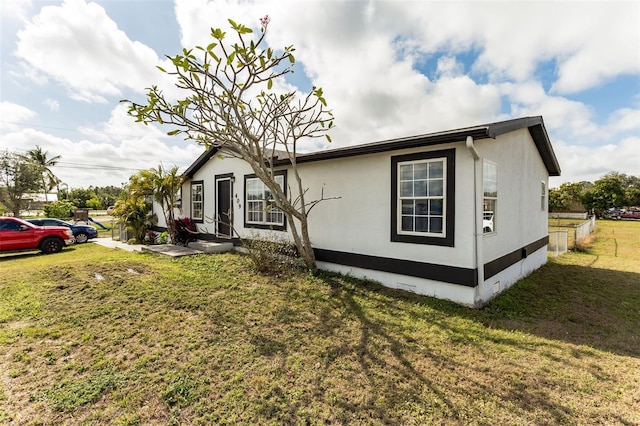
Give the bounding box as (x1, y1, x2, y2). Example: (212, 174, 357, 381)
(189, 240, 234, 254)
(141, 244, 203, 257)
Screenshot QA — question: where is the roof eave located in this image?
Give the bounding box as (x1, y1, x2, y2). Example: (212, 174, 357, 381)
(486, 116, 561, 176)
(182, 116, 561, 179)
(181, 147, 218, 179)
(272, 127, 490, 166)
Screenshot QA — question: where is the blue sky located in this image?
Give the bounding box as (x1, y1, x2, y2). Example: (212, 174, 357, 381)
(1, 0, 638, 189)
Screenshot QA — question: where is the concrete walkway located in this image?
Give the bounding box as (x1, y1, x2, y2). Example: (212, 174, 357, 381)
(91, 238, 232, 257)
(91, 237, 144, 252)
(141, 244, 205, 257)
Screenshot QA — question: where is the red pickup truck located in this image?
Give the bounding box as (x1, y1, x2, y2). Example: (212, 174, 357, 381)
(0, 217, 75, 254)
(617, 209, 640, 220)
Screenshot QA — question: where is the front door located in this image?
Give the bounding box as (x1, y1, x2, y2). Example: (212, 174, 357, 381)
(216, 176, 233, 238)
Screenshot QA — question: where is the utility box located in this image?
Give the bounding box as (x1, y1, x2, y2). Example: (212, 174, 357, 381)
(74, 209, 89, 222)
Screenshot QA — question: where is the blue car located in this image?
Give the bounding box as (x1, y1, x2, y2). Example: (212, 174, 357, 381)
(27, 218, 98, 244)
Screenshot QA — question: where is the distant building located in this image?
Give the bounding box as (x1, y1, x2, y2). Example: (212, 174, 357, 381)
(23, 193, 59, 211)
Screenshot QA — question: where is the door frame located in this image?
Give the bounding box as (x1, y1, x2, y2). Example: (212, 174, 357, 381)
(215, 173, 234, 238)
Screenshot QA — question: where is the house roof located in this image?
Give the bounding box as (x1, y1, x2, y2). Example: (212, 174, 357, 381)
(23, 193, 59, 203)
(182, 116, 561, 178)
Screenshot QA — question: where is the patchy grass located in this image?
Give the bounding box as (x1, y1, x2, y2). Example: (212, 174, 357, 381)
(0, 221, 639, 424)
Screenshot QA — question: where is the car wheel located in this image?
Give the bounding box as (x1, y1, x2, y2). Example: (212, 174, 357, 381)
(75, 232, 89, 244)
(40, 237, 63, 254)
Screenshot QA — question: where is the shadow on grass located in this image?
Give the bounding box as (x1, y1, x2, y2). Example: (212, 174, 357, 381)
(318, 261, 640, 359)
(0, 247, 77, 262)
(312, 260, 640, 360)
(318, 263, 640, 357)
(299, 273, 587, 424)
(470, 263, 640, 358)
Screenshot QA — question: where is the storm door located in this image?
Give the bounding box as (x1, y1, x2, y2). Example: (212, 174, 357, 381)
(215, 175, 233, 238)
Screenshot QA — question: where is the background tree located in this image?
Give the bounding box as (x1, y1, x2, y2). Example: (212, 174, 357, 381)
(625, 187, 640, 207)
(600, 172, 640, 207)
(129, 165, 182, 243)
(111, 196, 156, 243)
(548, 181, 592, 212)
(26, 145, 61, 202)
(582, 176, 626, 216)
(548, 187, 564, 213)
(0, 150, 44, 217)
(67, 186, 125, 210)
(68, 188, 95, 208)
(86, 196, 103, 210)
(602, 172, 640, 190)
(124, 18, 333, 271)
(94, 185, 125, 208)
(110, 180, 157, 243)
(57, 187, 69, 201)
(43, 200, 76, 219)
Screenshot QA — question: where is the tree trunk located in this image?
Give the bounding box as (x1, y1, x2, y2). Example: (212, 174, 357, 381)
(162, 199, 178, 245)
(285, 211, 317, 272)
(298, 215, 316, 272)
(289, 164, 317, 272)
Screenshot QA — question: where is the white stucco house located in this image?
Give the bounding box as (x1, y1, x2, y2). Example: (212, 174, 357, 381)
(156, 116, 561, 307)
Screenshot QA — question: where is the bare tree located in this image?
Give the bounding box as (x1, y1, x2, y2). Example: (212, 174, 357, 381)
(123, 17, 334, 271)
(0, 150, 43, 217)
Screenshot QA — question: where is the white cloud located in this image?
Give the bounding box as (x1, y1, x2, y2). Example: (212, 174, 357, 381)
(5, 0, 636, 189)
(171, 1, 638, 144)
(551, 3, 640, 94)
(551, 136, 640, 187)
(1, 102, 205, 188)
(78, 103, 167, 143)
(0, 101, 38, 133)
(15, 0, 164, 103)
(0, 0, 32, 22)
(172, 1, 506, 148)
(604, 108, 640, 135)
(43, 98, 59, 111)
(0, 101, 37, 131)
(501, 81, 599, 139)
(437, 56, 464, 77)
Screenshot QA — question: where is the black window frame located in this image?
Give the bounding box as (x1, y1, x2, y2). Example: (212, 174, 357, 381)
(190, 180, 204, 223)
(243, 170, 287, 231)
(391, 148, 455, 247)
(482, 160, 497, 235)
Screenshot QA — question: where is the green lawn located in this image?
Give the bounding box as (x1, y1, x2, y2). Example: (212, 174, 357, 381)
(1, 220, 639, 425)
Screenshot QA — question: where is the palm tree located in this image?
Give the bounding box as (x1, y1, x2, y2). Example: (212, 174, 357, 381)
(129, 165, 182, 243)
(26, 146, 62, 202)
(111, 196, 157, 242)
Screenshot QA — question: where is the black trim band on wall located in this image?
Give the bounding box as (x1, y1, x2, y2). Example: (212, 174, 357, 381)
(314, 248, 477, 287)
(483, 236, 549, 279)
(314, 236, 548, 289)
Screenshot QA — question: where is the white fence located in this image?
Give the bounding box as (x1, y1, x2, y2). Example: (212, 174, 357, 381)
(549, 212, 588, 220)
(548, 216, 596, 255)
(575, 216, 596, 243)
(548, 230, 569, 256)
(111, 222, 131, 242)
